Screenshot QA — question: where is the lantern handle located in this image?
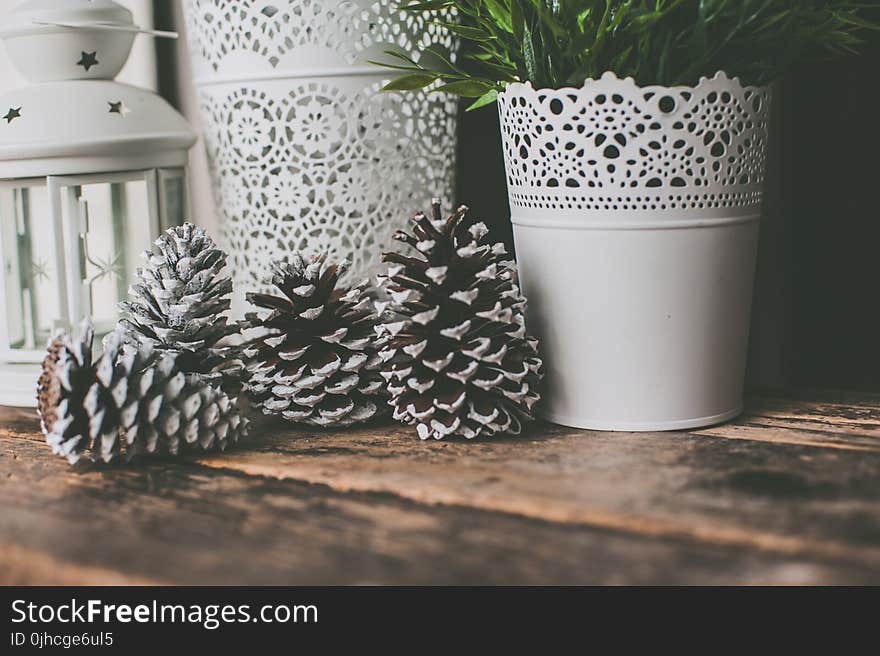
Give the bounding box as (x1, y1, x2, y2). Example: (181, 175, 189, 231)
(31, 20, 178, 39)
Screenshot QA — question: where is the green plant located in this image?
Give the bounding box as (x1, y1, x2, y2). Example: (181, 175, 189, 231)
(381, 1, 879, 109)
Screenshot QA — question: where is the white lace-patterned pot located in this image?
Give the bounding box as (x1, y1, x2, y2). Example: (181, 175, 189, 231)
(498, 72, 771, 431)
(182, 1, 458, 311)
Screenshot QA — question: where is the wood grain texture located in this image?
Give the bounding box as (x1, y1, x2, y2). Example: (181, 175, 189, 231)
(0, 391, 878, 585)
(693, 392, 880, 452)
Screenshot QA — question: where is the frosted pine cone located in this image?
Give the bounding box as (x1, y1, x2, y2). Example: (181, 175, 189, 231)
(377, 200, 543, 440)
(119, 223, 242, 388)
(243, 254, 385, 427)
(38, 324, 97, 462)
(37, 324, 248, 464)
(36, 333, 65, 435)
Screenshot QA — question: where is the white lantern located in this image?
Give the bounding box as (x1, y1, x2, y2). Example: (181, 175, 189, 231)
(0, 0, 195, 405)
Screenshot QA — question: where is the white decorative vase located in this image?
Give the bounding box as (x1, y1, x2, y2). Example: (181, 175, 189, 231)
(182, 1, 458, 311)
(498, 72, 772, 431)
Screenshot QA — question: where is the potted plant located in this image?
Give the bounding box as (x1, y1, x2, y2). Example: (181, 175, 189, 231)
(381, 1, 878, 431)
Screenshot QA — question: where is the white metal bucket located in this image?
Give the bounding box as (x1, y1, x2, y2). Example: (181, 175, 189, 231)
(498, 72, 771, 431)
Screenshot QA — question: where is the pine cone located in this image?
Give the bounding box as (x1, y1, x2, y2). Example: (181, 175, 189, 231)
(243, 254, 385, 427)
(36, 333, 65, 435)
(376, 200, 543, 440)
(38, 324, 249, 464)
(118, 223, 242, 389)
(40, 324, 96, 462)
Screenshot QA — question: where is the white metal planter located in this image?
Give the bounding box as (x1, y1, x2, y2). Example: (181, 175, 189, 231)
(183, 1, 459, 311)
(498, 72, 771, 431)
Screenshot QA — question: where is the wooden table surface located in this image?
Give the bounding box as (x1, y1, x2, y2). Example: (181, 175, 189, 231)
(1, 390, 878, 585)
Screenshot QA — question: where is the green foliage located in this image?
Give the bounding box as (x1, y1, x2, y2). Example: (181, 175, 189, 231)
(381, 1, 879, 108)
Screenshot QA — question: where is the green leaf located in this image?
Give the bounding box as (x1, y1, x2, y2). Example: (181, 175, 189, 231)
(381, 49, 421, 67)
(466, 88, 500, 111)
(400, 1, 452, 10)
(382, 74, 438, 91)
(510, 0, 525, 43)
(439, 22, 495, 41)
(483, 0, 513, 33)
(522, 18, 539, 84)
(433, 80, 493, 97)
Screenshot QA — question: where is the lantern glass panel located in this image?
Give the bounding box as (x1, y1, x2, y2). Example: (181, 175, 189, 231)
(159, 169, 187, 231)
(63, 178, 153, 337)
(0, 182, 61, 353)
(0, 169, 186, 366)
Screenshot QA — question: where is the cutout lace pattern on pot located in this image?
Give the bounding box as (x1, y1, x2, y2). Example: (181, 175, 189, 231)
(183, 0, 460, 310)
(199, 81, 458, 297)
(184, 0, 457, 71)
(498, 72, 771, 212)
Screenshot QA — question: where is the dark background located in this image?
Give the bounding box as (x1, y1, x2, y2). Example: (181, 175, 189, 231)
(455, 44, 880, 392)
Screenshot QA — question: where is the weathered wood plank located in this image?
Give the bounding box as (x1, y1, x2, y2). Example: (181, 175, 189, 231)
(692, 421, 880, 452)
(748, 391, 880, 427)
(0, 543, 162, 586)
(3, 391, 877, 450)
(181, 416, 880, 568)
(0, 406, 43, 443)
(692, 393, 880, 452)
(0, 435, 875, 585)
(2, 392, 878, 584)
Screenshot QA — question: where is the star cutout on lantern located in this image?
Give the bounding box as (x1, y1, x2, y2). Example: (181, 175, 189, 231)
(108, 100, 131, 117)
(77, 51, 99, 72)
(30, 258, 51, 283)
(3, 107, 21, 124)
(87, 251, 124, 285)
